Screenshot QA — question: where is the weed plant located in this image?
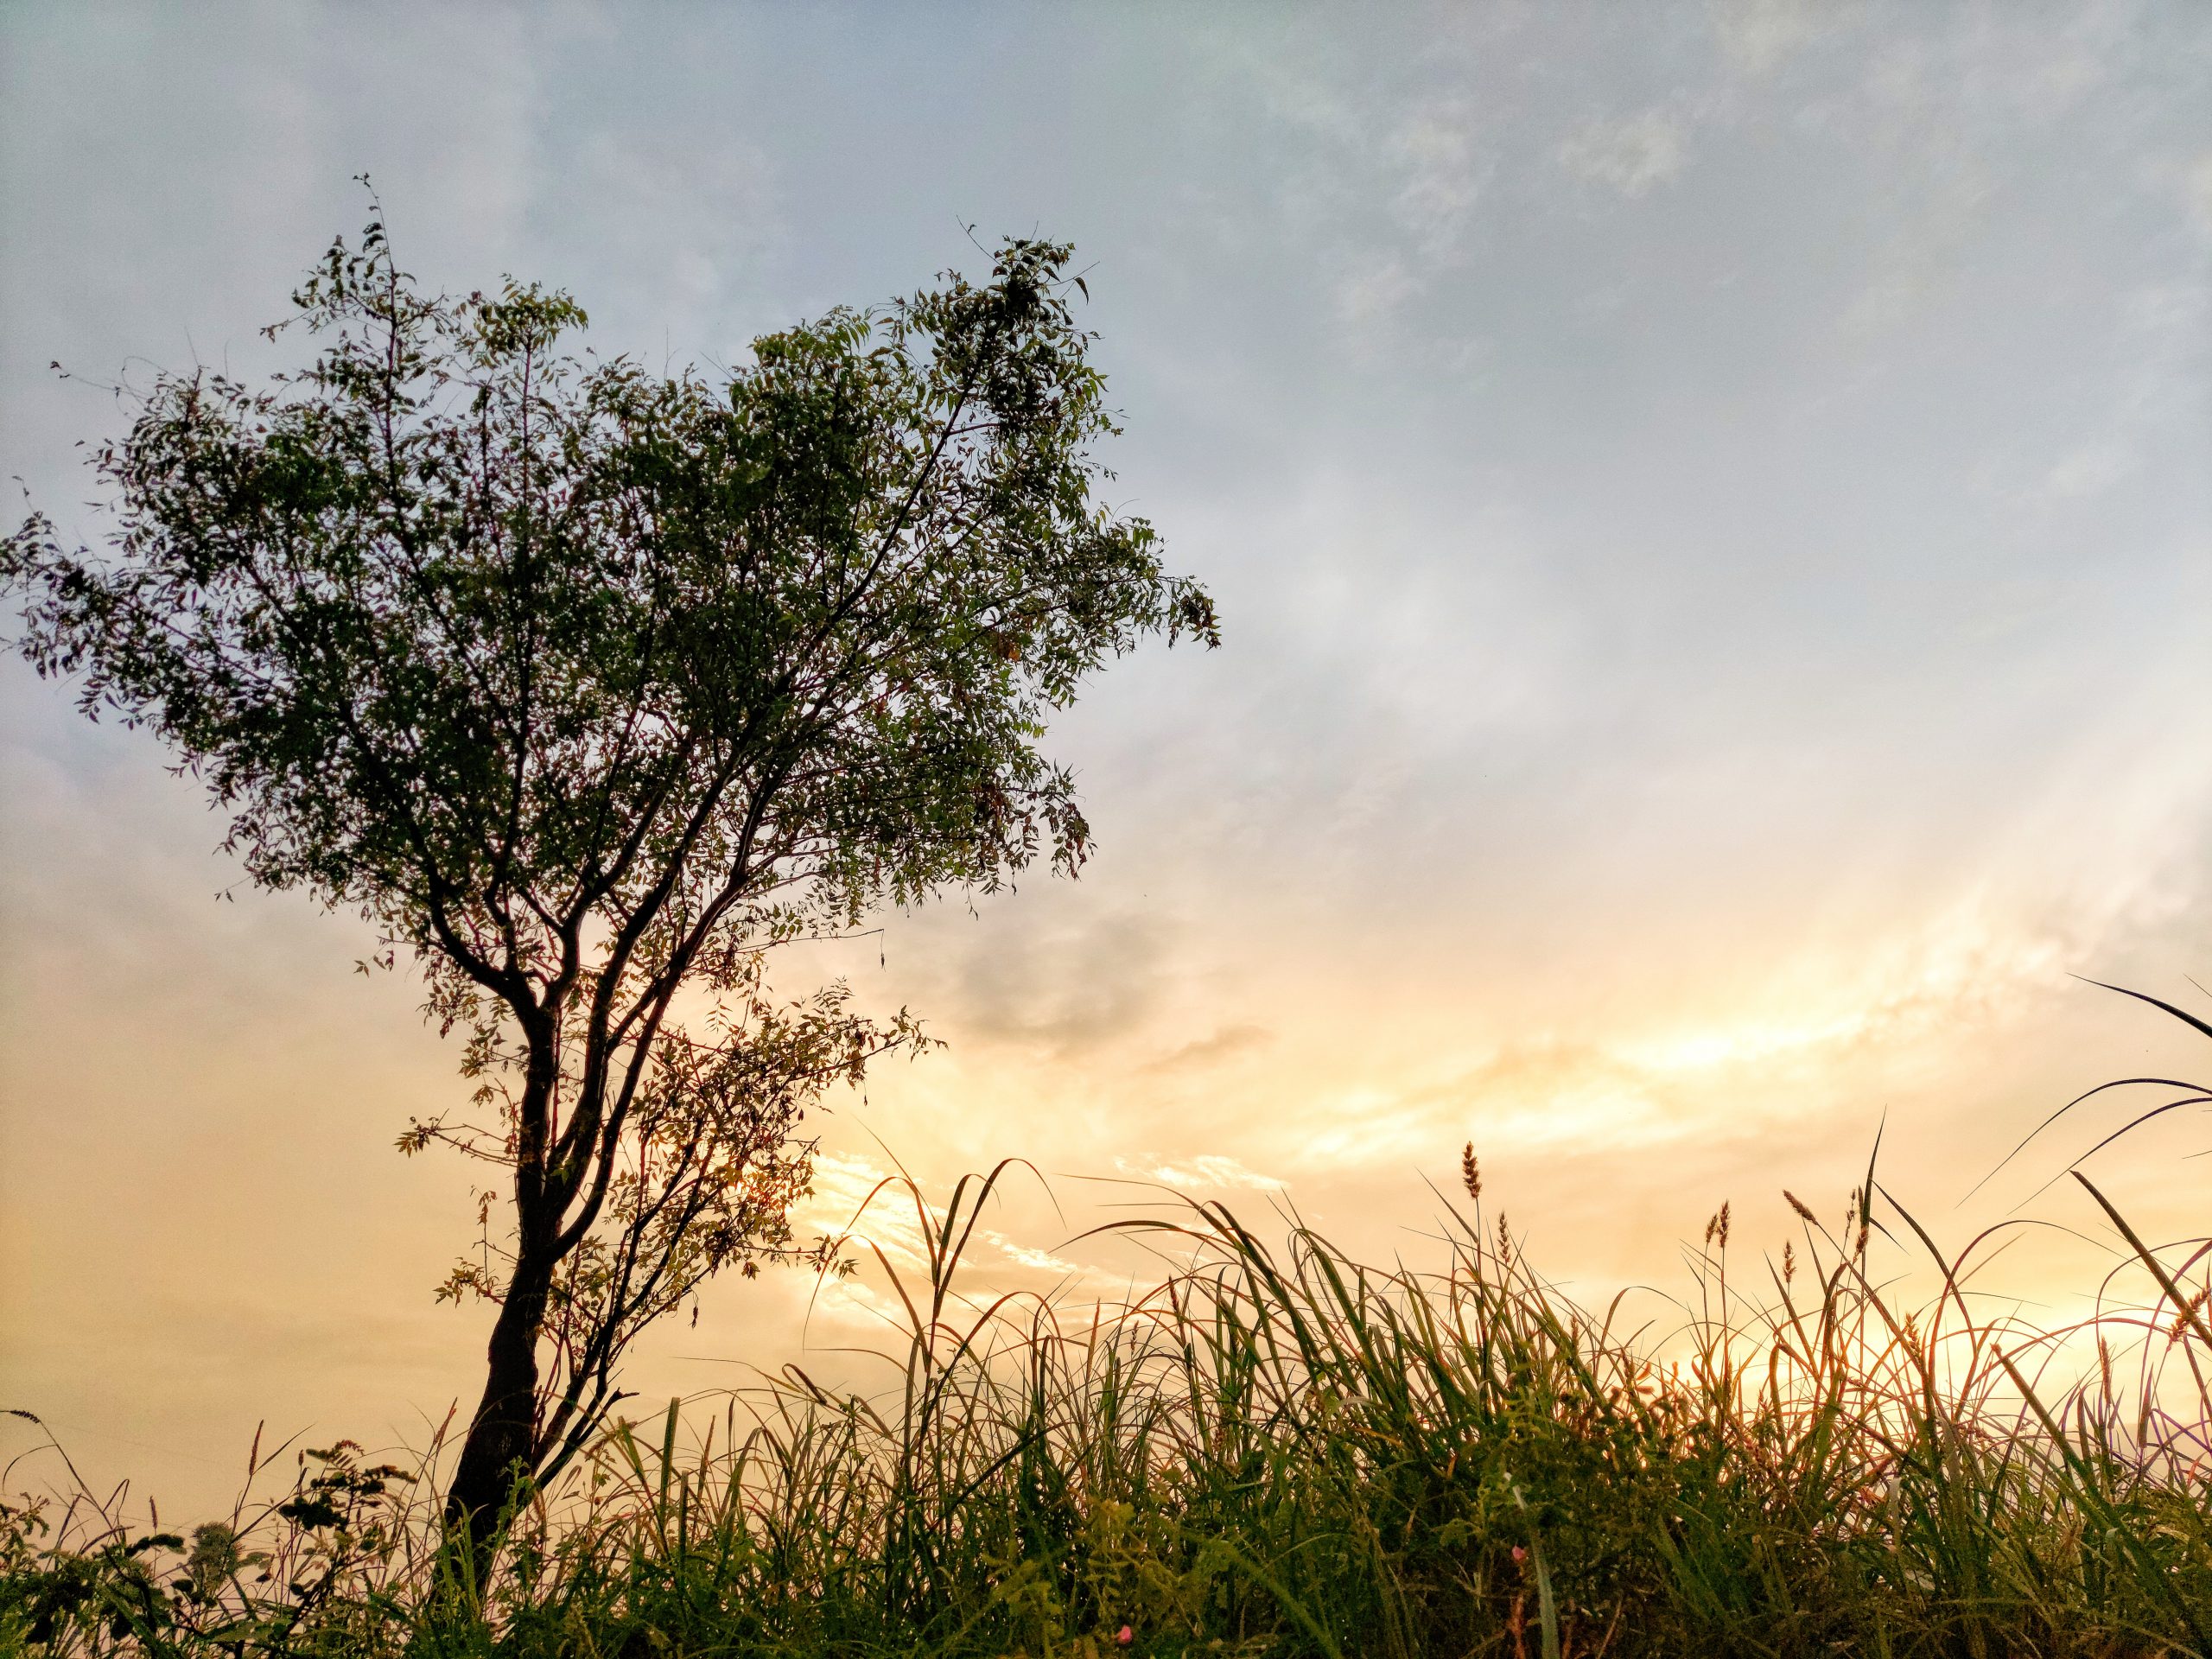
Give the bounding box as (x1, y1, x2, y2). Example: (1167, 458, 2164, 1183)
(6, 1132, 2209, 1658)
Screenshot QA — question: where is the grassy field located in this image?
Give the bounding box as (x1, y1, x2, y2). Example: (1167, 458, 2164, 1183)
(5, 1138, 2209, 1658)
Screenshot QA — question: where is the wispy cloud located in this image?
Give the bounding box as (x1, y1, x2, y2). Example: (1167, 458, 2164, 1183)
(794, 1153, 931, 1269)
(943, 908, 1170, 1057)
(1333, 253, 1418, 327)
(563, 130, 780, 346)
(1707, 0, 1833, 78)
(1142, 1023, 1273, 1074)
(1558, 109, 1692, 197)
(1389, 99, 1493, 254)
(1113, 1154, 1285, 1193)
(2187, 153, 2212, 237)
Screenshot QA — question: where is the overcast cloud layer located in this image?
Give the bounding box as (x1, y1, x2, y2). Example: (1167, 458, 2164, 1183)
(3, 2, 2209, 1514)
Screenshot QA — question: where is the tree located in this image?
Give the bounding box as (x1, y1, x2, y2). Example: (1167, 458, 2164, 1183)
(1, 207, 1217, 1542)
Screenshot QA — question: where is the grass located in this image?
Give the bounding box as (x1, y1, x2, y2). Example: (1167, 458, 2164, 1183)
(5, 1131, 2209, 1659)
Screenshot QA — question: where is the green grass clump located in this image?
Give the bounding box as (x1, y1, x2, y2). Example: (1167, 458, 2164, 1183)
(6, 1154, 2209, 1657)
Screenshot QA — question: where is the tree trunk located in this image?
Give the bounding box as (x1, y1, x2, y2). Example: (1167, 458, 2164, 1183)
(443, 1255, 553, 1558)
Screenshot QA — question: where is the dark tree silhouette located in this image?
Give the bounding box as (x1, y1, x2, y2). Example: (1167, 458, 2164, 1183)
(1, 208, 1216, 1543)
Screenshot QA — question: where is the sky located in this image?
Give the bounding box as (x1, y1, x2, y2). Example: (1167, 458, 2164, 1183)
(2, 1, 2209, 1518)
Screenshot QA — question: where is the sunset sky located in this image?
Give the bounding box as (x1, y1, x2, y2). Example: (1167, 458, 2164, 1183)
(3, 2, 2209, 1518)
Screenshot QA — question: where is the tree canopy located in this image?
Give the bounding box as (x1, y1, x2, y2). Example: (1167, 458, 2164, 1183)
(3, 207, 1217, 1536)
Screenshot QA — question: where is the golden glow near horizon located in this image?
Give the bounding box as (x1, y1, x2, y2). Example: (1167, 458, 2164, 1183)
(4, 4, 2210, 1518)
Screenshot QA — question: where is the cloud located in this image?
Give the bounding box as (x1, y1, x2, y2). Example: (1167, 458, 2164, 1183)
(2037, 442, 2137, 503)
(1143, 1023, 1273, 1074)
(982, 1231, 1087, 1275)
(1120, 1154, 1285, 1193)
(944, 908, 1170, 1057)
(2185, 153, 2212, 238)
(1707, 0, 1834, 78)
(562, 129, 780, 346)
(1333, 252, 1418, 327)
(1280, 765, 2212, 1178)
(1389, 99, 1492, 254)
(1558, 110, 1690, 197)
(794, 1153, 931, 1268)
(1317, 99, 1491, 333)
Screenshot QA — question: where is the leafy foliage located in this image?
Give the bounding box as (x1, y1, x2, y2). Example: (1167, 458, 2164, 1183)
(1, 205, 1217, 1524)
